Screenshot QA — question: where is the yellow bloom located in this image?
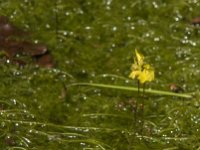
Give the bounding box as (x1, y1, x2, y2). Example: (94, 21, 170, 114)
(129, 50, 154, 84)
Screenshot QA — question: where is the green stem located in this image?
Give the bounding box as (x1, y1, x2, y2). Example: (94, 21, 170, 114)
(140, 83, 145, 135)
(133, 80, 140, 132)
(67, 83, 192, 99)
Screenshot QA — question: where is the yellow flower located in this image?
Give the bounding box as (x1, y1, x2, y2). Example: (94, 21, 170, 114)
(129, 50, 154, 84)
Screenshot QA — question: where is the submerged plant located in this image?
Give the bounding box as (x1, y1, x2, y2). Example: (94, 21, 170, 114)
(129, 49, 155, 132)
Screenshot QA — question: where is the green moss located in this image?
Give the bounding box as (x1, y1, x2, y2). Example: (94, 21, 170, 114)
(0, 0, 200, 149)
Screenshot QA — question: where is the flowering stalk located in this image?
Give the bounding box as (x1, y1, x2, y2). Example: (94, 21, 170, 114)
(129, 49, 155, 133)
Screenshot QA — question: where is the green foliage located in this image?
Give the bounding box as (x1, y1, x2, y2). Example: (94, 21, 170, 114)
(0, 0, 200, 149)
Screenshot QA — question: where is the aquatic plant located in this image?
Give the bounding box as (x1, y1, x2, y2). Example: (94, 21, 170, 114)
(0, 0, 200, 149)
(128, 49, 155, 133)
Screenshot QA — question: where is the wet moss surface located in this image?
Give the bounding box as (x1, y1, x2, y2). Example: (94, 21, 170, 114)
(0, 0, 200, 149)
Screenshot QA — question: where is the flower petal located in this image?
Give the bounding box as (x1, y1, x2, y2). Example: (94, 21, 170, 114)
(138, 66, 154, 84)
(129, 70, 141, 79)
(135, 49, 144, 66)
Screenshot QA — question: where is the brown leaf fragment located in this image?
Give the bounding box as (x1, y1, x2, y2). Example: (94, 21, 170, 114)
(191, 17, 200, 25)
(0, 16, 27, 38)
(34, 52, 54, 68)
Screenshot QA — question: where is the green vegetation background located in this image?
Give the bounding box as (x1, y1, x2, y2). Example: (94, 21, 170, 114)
(0, 0, 200, 149)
